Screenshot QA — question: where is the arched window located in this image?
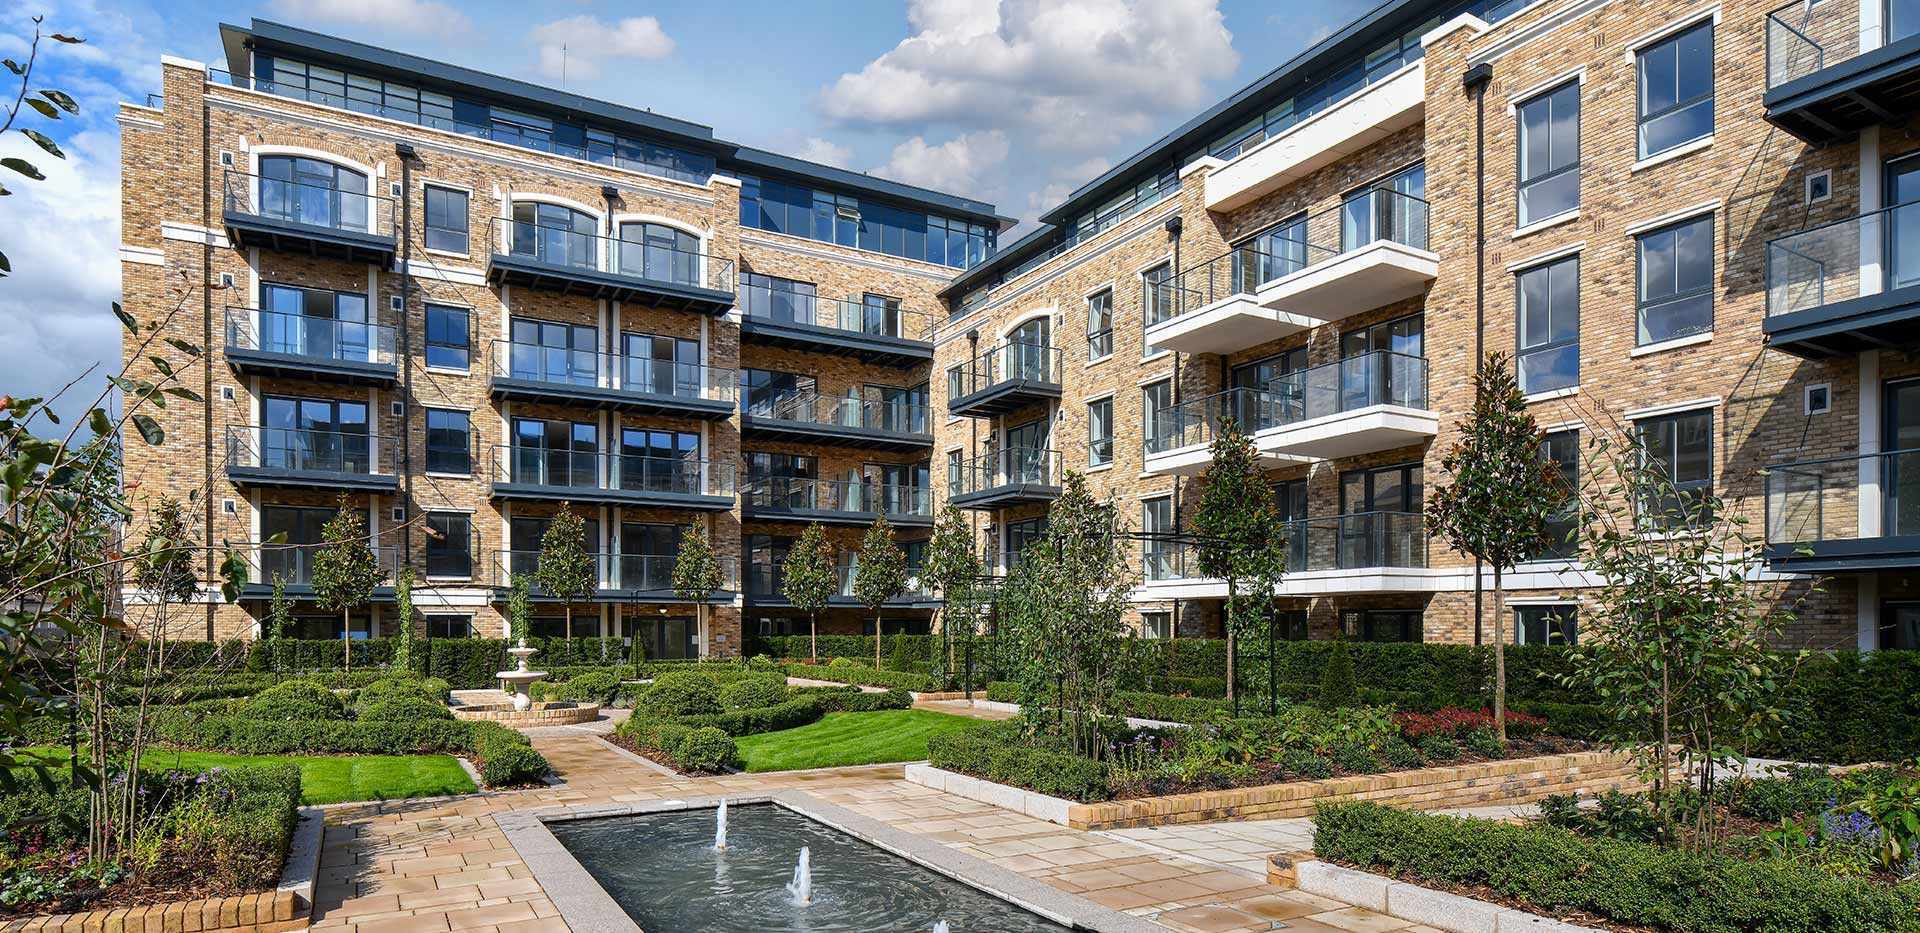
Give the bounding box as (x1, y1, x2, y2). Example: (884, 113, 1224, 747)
(259, 155, 368, 231)
(616, 221, 699, 285)
(1005, 316, 1052, 381)
(510, 202, 598, 269)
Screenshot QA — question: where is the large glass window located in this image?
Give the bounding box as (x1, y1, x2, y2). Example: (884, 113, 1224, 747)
(1637, 20, 1714, 159)
(1088, 397, 1114, 468)
(1235, 213, 1308, 291)
(260, 396, 369, 473)
(1537, 429, 1579, 559)
(509, 202, 597, 269)
(740, 273, 818, 325)
(1516, 82, 1580, 226)
(741, 369, 818, 414)
(1142, 261, 1175, 335)
(622, 332, 700, 397)
(1515, 605, 1578, 645)
(1636, 409, 1713, 529)
(1142, 496, 1174, 580)
(1516, 255, 1579, 394)
(424, 305, 469, 371)
(619, 428, 699, 492)
(1142, 380, 1173, 454)
(1636, 214, 1714, 346)
(510, 418, 597, 488)
(424, 409, 471, 474)
(423, 185, 469, 253)
(1341, 163, 1426, 252)
(1086, 289, 1113, 361)
(507, 318, 597, 386)
(738, 174, 991, 269)
(259, 283, 369, 362)
(425, 512, 472, 578)
(257, 155, 368, 231)
(615, 222, 698, 285)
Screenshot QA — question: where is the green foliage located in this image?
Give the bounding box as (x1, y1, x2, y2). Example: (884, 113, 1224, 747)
(782, 523, 838, 660)
(535, 505, 594, 638)
(1, 20, 88, 277)
(1318, 639, 1358, 709)
(1463, 727, 1505, 759)
(853, 515, 909, 666)
(391, 567, 416, 673)
(809, 688, 913, 713)
(640, 670, 724, 717)
(786, 663, 938, 692)
(468, 721, 549, 786)
(616, 719, 739, 773)
(357, 696, 455, 723)
(927, 723, 1111, 801)
(536, 670, 619, 704)
(1842, 768, 1920, 870)
(311, 496, 384, 621)
(923, 505, 985, 687)
(671, 522, 723, 602)
(352, 675, 449, 711)
(264, 576, 292, 644)
(242, 680, 346, 722)
(135, 496, 198, 603)
(717, 674, 789, 711)
(1417, 733, 1460, 762)
(1382, 739, 1425, 769)
(505, 575, 531, 645)
(669, 697, 822, 736)
(1193, 417, 1290, 706)
(885, 634, 930, 672)
(1314, 801, 1920, 933)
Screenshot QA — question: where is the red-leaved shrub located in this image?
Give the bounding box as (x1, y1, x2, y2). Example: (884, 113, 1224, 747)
(1395, 707, 1545, 741)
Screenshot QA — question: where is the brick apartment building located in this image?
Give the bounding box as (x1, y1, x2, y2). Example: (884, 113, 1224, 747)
(121, 0, 1920, 654)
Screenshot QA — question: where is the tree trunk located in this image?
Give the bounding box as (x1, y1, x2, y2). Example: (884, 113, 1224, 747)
(564, 604, 572, 644)
(875, 616, 883, 669)
(1491, 565, 1506, 743)
(809, 614, 818, 664)
(343, 615, 352, 674)
(1225, 580, 1237, 710)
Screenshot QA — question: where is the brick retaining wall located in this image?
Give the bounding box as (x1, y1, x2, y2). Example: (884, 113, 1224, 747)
(3, 890, 304, 933)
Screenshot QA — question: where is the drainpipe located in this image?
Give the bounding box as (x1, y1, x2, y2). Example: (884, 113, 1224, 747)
(396, 143, 418, 563)
(1463, 62, 1493, 647)
(202, 82, 215, 641)
(1163, 214, 1184, 643)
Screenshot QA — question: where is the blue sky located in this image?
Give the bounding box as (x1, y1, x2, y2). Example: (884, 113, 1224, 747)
(0, 0, 1379, 420)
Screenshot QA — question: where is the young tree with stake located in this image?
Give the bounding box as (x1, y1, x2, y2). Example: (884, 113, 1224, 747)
(672, 521, 723, 658)
(854, 514, 909, 668)
(535, 504, 594, 643)
(1192, 417, 1284, 713)
(922, 505, 982, 686)
(782, 522, 837, 663)
(312, 495, 384, 673)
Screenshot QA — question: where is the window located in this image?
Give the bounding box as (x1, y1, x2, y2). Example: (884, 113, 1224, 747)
(1142, 496, 1174, 580)
(615, 221, 699, 285)
(1636, 214, 1713, 345)
(1142, 380, 1173, 454)
(508, 318, 596, 386)
(425, 512, 472, 578)
(424, 305, 469, 371)
(1538, 429, 1579, 559)
(1004, 517, 1047, 569)
(509, 202, 597, 268)
(1515, 605, 1578, 645)
(945, 364, 966, 406)
(1343, 609, 1420, 642)
(257, 156, 368, 230)
(1637, 20, 1713, 159)
(1516, 255, 1579, 394)
(1516, 81, 1580, 226)
(946, 450, 963, 489)
(736, 174, 992, 269)
(258, 283, 370, 362)
(510, 418, 598, 487)
(423, 185, 469, 253)
(1636, 409, 1713, 529)
(1273, 610, 1310, 641)
(1341, 163, 1426, 252)
(1140, 611, 1172, 639)
(424, 409, 471, 474)
(740, 273, 819, 325)
(1086, 289, 1113, 361)
(425, 615, 471, 638)
(260, 397, 369, 472)
(1142, 262, 1175, 330)
(1087, 398, 1114, 467)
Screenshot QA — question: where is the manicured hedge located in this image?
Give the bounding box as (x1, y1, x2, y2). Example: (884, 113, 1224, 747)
(468, 721, 548, 786)
(926, 724, 1109, 801)
(669, 697, 823, 737)
(140, 709, 548, 787)
(1313, 801, 1920, 933)
(810, 688, 912, 712)
(617, 720, 738, 772)
(786, 663, 939, 692)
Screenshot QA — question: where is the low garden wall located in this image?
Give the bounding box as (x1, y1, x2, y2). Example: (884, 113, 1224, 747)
(11, 890, 308, 933)
(908, 749, 1646, 830)
(450, 701, 601, 726)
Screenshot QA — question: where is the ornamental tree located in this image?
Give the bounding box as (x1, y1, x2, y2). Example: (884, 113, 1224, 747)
(506, 573, 532, 646)
(1192, 416, 1286, 713)
(392, 567, 416, 674)
(673, 521, 723, 659)
(1425, 353, 1567, 741)
(922, 505, 982, 686)
(312, 496, 383, 662)
(853, 514, 909, 668)
(782, 522, 837, 663)
(535, 504, 594, 642)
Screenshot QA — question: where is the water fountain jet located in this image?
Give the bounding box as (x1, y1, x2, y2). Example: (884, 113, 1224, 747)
(785, 846, 812, 905)
(713, 798, 728, 851)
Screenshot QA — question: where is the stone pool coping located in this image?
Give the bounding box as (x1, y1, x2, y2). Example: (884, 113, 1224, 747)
(494, 790, 1165, 933)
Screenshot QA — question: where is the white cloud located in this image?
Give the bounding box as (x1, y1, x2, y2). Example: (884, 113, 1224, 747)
(792, 137, 854, 169)
(872, 131, 1010, 195)
(529, 16, 675, 82)
(268, 0, 472, 36)
(818, 0, 1237, 154)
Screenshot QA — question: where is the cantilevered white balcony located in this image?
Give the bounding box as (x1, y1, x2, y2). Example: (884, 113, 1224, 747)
(1145, 189, 1436, 356)
(1142, 387, 1311, 476)
(1134, 515, 1430, 599)
(1204, 61, 1426, 214)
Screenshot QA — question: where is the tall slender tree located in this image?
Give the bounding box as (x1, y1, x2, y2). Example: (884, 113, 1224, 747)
(1192, 417, 1278, 713)
(312, 496, 383, 668)
(1426, 353, 1566, 740)
(782, 523, 837, 662)
(854, 514, 909, 668)
(392, 566, 416, 674)
(922, 505, 982, 686)
(506, 573, 532, 646)
(535, 504, 594, 643)
(672, 521, 723, 659)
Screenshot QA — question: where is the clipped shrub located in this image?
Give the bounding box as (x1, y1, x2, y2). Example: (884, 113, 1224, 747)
(672, 697, 822, 736)
(1331, 741, 1383, 774)
(352, 675, 449, 712)
(885, 635, 930, 672)
(1318, 640, 1357, 709)
(786, 663, 938, 692)
(1417, 733, 1460, 762)
(1382, 739, 1425, 770)
(1282, 749, 1334, 780)
(674, 727, 739, 772)
(717, 673, 790, 711)
(468, 720, 549, 786)
(358, 695, 455, 722)
(926, 725, 1109, 801)
(812, 688, 912, 712)
(828, 656, 857, 668)
(242, 680, 345, 722)
(535, 670, 620, 704)
(641, 670, 724, 717)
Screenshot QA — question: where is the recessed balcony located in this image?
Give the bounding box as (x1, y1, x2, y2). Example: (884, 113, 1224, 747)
(486, 218, 735, 314)
(740, 393, 932, 451)
(1765, 7, 1920, 145)
(738, 288, 934, 367)
(1204, 61, 1425, 213)
(1148, 189, 1435, 356)
(1134, 513, 1429, 599)
(1763, 202, 1920, 357)
(485, 340, 735, 419)
(1143, 388, 1311, 477)
(220, 169, 396, 264)
(223, 425, 399, 492)
(949, 449, 1061, 510)
(947, 342, 1061, 417)
(235, 541, 401, 600)
(740, 476, 933, 528)
(1763, 448, 1920, 573)
(744, 560, 935, 608)
(486, 447, 735, 510)
(223, 307, 398, 385)
(491, 551, 738, 603)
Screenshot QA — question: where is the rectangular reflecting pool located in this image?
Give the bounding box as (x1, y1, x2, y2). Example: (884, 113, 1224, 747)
(548, 803, 1073, 931)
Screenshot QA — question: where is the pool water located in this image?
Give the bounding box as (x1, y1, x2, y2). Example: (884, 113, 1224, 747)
(549, 804, 1073, 932)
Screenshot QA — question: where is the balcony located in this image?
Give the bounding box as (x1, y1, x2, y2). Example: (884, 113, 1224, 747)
(744, 560, 935, 608)
(1143, 387, 1313, 476)
(236, 542, 401, 600)
(492, 551, 739, 602)
(740, 393, 932, 451)
(1205, 60, 1425, 213)
(486, 447, 734, 510)
(223, 425, 398, 492)
(485, 218, 735, 314)
(223, 307, 397, 385)
(1765, 4, 1920, 144)
(221, 169, 396, 264)
(1764, 202, 1920, 357)
(485, 341, 735, 418)
(1148, 190, 1435, 355)
(1764, 448, 1920, 572)
(947, 341, 1062, 417)
(949, 449, 1061, 510)
(1134, 512, 1428, 599)
(741, 476, 933, 527)
(738, 289, 934, 367)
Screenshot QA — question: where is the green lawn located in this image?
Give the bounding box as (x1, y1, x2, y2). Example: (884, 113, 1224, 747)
(15, 747, 476, 805)
(734, 709, 987, 773)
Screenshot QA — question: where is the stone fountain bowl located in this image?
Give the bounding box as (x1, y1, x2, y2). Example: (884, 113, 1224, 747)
(450, 701, 602, 726)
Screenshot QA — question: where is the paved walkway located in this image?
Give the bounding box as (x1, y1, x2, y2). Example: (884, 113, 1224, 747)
(309, 731, 1425, 932)
(912, 697, 1016, 721)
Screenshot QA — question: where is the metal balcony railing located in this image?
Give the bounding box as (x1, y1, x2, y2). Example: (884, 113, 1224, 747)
(950, 341, 1062, 398)
(1766, 201, 1920, 318)
(1140, 513, 1425, 579)
(226, 307, 396, 367)
(222, 169, 395, 237)
(951, 448, 1061, 497)
(745, 560, 930, 599)
(1147, 387, 1285, 455)
(744, 392, 929, 435)
(489, 447, 733, 497)
(493, 550, 740, 592)
(226, 425, 396, 476)
(738, 286, 934, 343)
(1147, 351, 1429, 455)
(741, 476, 931, 518)
(243, 542, 401, 588)
(492, 217, 735, 294)
(1765, 448, 1920, 546)
(1162, 188, 1429, 316)
(485, 340, 736, 403)
(1767, 0, 1898, 88)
